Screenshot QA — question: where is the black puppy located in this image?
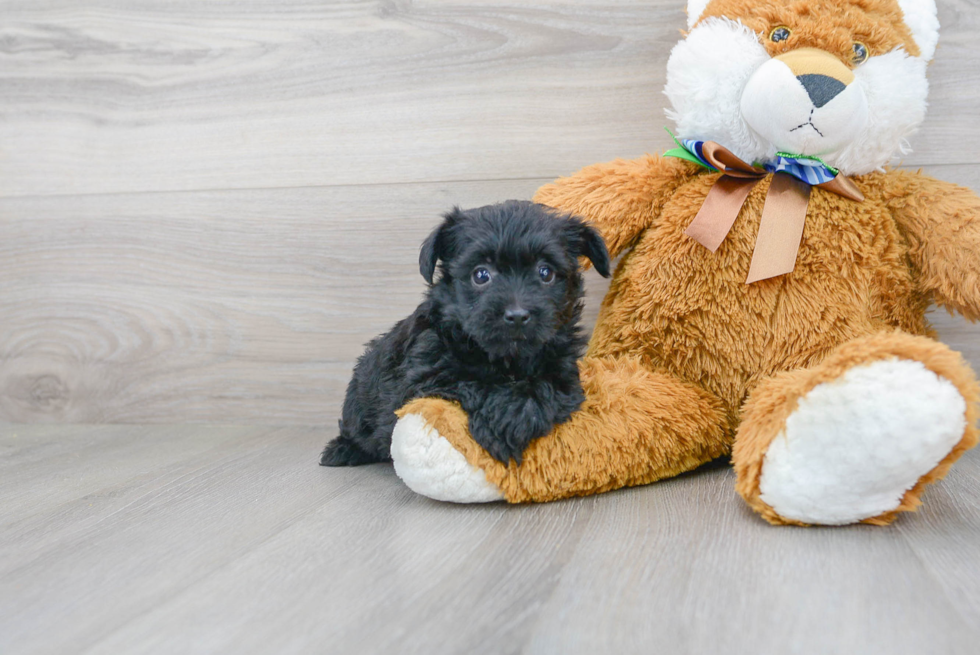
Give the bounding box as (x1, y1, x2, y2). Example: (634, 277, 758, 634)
(319, 200, 611, 467)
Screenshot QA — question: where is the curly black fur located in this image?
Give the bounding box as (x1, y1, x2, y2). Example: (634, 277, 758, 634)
(319, 200, 611, 467)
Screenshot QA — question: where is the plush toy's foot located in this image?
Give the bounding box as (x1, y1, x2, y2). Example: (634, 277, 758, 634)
(392, 356, 728, 503)
(390, 407, 504, 503)
(734, 332, 979, 526)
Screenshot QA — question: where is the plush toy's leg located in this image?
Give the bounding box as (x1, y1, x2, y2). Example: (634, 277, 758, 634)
(391, 356, 728, 503)
(733, 332, 979, 526)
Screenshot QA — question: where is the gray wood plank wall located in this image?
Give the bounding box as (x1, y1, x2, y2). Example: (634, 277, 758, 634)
(2, 0, 979, 424)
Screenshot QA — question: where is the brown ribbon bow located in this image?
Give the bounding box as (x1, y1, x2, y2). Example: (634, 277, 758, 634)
(683, 142, 864, 283)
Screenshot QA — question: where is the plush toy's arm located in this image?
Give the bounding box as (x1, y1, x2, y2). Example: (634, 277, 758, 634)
(885, 171, 980, 321)
(534, 155, 699, 260)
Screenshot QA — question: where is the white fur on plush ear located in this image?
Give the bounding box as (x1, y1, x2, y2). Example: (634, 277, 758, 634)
(897, 0, 940, 61)
(665, 17, 774, 165)
(831, 48, 928, 174)
(686, 0, 712, 29)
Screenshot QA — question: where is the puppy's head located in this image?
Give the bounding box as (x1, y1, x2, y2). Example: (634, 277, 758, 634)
(420, 200, 610, 360)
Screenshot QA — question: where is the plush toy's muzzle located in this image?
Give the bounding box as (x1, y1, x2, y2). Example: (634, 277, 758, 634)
(741, 47, 868, 158)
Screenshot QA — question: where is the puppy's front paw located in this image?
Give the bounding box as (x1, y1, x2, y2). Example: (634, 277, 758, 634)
(469, 422, 524, 465)
(468, 422, 526, 465)
(469, 399, 549, 465)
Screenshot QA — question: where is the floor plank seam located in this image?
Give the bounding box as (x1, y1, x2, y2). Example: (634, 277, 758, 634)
(0, 176, 560, 203)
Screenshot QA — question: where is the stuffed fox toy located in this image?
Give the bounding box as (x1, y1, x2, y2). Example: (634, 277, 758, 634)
(389, 0, 980, 526)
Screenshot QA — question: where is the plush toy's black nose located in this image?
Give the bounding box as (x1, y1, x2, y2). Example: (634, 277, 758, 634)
(797, 74, 846, 108)
(504, 307, 531, 326)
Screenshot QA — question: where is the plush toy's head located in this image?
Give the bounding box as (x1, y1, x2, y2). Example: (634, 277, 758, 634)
(665, 0, 939, 174)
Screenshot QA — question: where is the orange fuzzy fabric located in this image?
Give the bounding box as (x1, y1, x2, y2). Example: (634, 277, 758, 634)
(392, 0, 980, 523)
(733, 331, 980, 526)
(543, 162, 953, 427)
(533, 162, 979, 504)
(697, 0, 920, 62)
(396, 157, 980, 515)
(398, 356, 728, 503)
(394, 159, 979, 515)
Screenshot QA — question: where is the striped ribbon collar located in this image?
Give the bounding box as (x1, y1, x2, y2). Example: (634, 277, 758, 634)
(663, 131, 864, 284)
(666, 136, 840, 186)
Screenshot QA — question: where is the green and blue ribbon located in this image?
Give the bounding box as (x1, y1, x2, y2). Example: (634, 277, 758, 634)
(663, 128, 839, 187)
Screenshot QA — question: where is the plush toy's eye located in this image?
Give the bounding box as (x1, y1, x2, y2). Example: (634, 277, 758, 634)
(769, 26, 792, 43)
(538, 264, 555, 284)
(852, 42, 869, 65)
(472, 266, 492, 286)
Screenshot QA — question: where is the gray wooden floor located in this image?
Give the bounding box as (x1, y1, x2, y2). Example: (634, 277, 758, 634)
(3, 1, 980, 653)
(2, 424, 980, 655)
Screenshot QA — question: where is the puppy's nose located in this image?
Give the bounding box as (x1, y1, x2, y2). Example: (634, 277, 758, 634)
(503, 307, 531, 326)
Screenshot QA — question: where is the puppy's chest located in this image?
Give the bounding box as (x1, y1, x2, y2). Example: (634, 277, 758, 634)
(433, 345, 541, 388)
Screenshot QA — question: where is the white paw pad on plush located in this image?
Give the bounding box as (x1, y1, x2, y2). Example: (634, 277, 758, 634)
(391, 413, 504, 503)
(759, 359, 967, 525)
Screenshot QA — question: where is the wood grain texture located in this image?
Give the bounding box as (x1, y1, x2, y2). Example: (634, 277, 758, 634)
(1, 1, 979, 424)
(3, 5, 978, 653)
(2, 168, 978, 424)
(0, 0, 978, 197)
(0, 178, 548, 423)
(1, 424, 979, 654)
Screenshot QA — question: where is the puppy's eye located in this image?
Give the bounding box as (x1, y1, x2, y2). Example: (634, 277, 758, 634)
(769, 26, 791, 43)
(538, 265, 555, 284)
(851, 42, 869, 65)
(472, 267, 492, 286)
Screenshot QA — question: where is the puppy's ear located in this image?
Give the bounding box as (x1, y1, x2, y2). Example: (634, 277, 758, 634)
(419, 206, 465, 284)
(564, 218, 612, 278)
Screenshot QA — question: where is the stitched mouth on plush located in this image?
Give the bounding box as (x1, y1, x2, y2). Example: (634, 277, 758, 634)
(740, 49, 869, 158)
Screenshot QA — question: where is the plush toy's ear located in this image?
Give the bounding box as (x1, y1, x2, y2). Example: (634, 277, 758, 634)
(564, 218, 612, 278)
(419, 207, 464, 284)
(897, 0, 940, 61)
(685, 0, 712, 29)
